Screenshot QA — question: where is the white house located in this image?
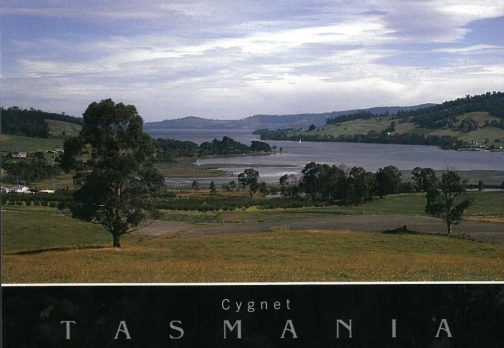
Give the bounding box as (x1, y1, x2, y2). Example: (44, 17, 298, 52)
(14, 186, 31, 193)
(12, 152, 27, 158)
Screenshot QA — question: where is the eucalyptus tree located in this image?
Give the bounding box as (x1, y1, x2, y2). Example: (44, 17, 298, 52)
(425, 171, 473, 236)
(62, 99, 164, 247)
(412, 167, 439, 192)
(376, 165, 401, 198)
(238, 168, 260, 197)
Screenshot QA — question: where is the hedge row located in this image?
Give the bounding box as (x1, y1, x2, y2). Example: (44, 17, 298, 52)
(150, 196, 323, 211)
(2, 192, 324, 212)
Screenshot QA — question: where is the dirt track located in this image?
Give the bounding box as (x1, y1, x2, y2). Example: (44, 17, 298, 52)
(137, 215, 504, 244)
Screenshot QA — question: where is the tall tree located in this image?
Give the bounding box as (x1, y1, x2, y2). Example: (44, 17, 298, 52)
(376, 165, 401, 198)
(209, 180, 217, 194)
(344, 167, 377, 205)
(61, 99, 164, 247)
(425, 171, 473, 236)
(192, 180, 200, 190)
(412, 167, 438, 192)
(300, 162, 324, 201)
(238, 168, 259, 197)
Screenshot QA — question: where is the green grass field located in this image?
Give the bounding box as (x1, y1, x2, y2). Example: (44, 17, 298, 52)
(318, 117, 392, 137)
(350, 191, 504, 216)
(2, 207, 109, 253)
(0, 134, 63, 152)
(158, 191, 502, 224)
(0, 119, 80, 153)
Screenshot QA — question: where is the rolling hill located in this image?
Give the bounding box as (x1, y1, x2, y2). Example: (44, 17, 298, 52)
(144, 104, 434, 130)
(257, 92, 504, 150)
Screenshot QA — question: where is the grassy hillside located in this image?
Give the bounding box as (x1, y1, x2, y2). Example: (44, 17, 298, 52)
(0, 133, 64, 152)
(46, 119, 82, 137)
(302, 111, 504, 147)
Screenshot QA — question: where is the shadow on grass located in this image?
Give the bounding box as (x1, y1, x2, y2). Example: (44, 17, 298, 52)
(382, 225, 418, 235)
(8, 245, 110, 256)
(382, 225, 476, 242)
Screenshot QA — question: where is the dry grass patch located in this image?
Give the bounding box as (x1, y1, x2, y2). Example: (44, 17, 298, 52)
(3, 230, 503, 283)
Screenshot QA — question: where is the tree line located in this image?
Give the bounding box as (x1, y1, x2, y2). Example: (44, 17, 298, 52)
(325, 92, 504, 129)
(154, 136, 271, 161)
(257, 128, 464, 149)
(325, 111, 376, 125)
(277, 163, 405, 205)
(279, 163, 472, 235)
(196, 163, 473, 236)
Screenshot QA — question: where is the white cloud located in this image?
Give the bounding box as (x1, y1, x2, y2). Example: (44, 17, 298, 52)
(2, 1, 504, 119)
(432, 44, 504, 54)
(0, 6, 164, 20)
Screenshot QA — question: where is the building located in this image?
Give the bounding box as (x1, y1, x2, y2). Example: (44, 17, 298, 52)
(12, 152, 27, 158)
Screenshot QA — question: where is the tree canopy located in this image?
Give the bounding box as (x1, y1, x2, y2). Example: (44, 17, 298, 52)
(376, 165, 401, 198)
(238, 168, 260, 197)
(300, 162, 381, 204)
(412, 167, 439, 192)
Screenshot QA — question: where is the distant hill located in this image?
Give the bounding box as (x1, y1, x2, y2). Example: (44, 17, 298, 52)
(144, 104, 435, 130)
(258, 92, 504, 150)
(1, 107, 82, 139)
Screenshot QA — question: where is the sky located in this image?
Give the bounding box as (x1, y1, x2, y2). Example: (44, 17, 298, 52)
(1, 1, 503, 121)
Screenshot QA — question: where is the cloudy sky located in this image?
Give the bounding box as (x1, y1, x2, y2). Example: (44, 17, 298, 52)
(1, 1, 503, 121)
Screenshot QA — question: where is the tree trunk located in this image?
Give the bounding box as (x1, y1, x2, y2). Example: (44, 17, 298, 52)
(112, 234, 122, 248)
(446, 222, 453, 236)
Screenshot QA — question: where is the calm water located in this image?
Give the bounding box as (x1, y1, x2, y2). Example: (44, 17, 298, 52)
(147, 129, 504, 185)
